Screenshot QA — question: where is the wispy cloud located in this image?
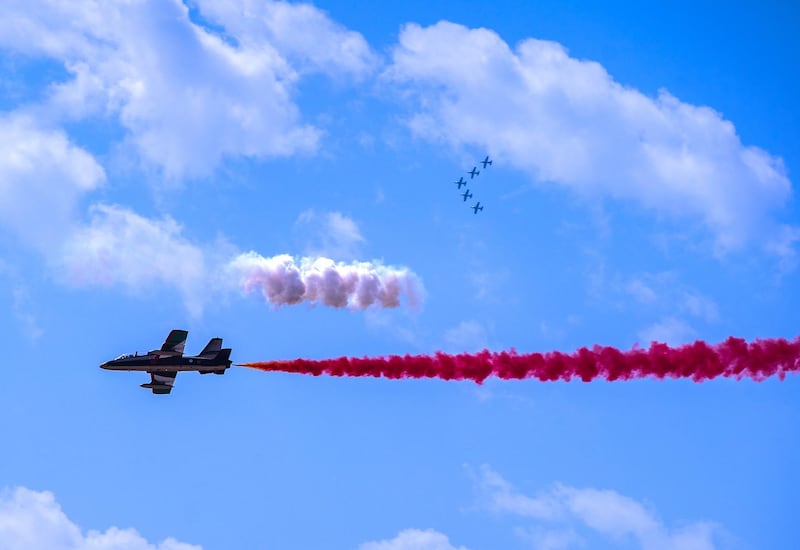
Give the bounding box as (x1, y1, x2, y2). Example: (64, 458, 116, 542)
(11, 285, 43, 341)
(0, 486, 202, 550)
(637, 317, 696, 346)
(680, 292, 719, 323)
(294, 209, 366, 260)
(443, 320, 489, 352)
(602, 271, 720, 343)
(472, 465, 563, 521)
(513, 527, 582, 550)
(359, 528, 469, 550)
(0, 261, 44, 341)
(472, 465, 723, 550)
(626, 278, 659, 305)
(622, 273, 719, 324)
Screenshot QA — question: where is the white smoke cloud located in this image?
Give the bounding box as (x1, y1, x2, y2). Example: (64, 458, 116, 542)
(387, 21, 795, 256)
(228, 252, 423, 309)
(0, 486, 201, 550)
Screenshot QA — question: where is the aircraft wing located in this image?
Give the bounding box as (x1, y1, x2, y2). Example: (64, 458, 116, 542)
(161, 329, 188, 354)
(141, 371, 177, 395)
(155, 329, 188, 356)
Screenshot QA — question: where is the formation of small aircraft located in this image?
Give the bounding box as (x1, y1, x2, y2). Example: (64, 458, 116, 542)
(100, 329, 232, 394)
(451, 155, 491, 214)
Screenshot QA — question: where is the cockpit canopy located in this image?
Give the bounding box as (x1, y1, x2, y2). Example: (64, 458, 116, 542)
(114, 353, 138, 360)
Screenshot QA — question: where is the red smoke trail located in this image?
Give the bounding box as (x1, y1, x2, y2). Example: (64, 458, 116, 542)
(240, 336, 800, 383)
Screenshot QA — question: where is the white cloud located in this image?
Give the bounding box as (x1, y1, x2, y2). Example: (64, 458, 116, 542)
(193, 0, 378, 79)
(359, 529, 469, 550)
(0, 0, 375, 179)
(474, 466, 722, 550)
(637, 317, 696, 346)
(294, 210, 366, 260)
(0, 117, 228, 316)
(0, 114, 105, 248)
(0, 486, 201, 550)
(388, 21, 794, 255)
(59, 204, 211, 316)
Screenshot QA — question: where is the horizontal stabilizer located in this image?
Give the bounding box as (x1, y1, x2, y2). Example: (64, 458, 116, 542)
(140, 382, 173, 395)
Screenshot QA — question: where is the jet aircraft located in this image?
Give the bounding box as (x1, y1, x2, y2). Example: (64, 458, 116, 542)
(481, 155, 493, 168)
(454, 177, 467, 189)
(100, 329, 232, 394)
(461, 190, 473, 201)
(472, 202, 484, 214)
(468, 167, 480, 178)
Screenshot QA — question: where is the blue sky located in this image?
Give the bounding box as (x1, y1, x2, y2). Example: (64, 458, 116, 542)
(0, 1, 798, 549)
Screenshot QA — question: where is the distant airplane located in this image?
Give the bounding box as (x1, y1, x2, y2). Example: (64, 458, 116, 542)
(480, 155, 492, 168)
(461, 190, 473, 202)
(472, 202, 484, 214)
(100, 330, 232, 394)
(454, 176, 467, 189)
(468, 167, 480, 179)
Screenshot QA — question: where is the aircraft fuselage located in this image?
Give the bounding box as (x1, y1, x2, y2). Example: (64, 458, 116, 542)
(100, 352, 232, 373)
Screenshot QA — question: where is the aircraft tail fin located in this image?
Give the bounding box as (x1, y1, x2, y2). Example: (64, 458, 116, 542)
(160, 329, 188, 354)
(216, 348, 232, 366)
(200, 337, 223, 357)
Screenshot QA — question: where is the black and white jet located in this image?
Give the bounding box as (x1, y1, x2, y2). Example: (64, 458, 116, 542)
(461, 190, 473, 201)
(454, 176, 467, 189)
(468, 167, 480, 179)
(480, 155, 492, 168)
(100, 330, 232, 394)
(472, 202, 484, 214)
